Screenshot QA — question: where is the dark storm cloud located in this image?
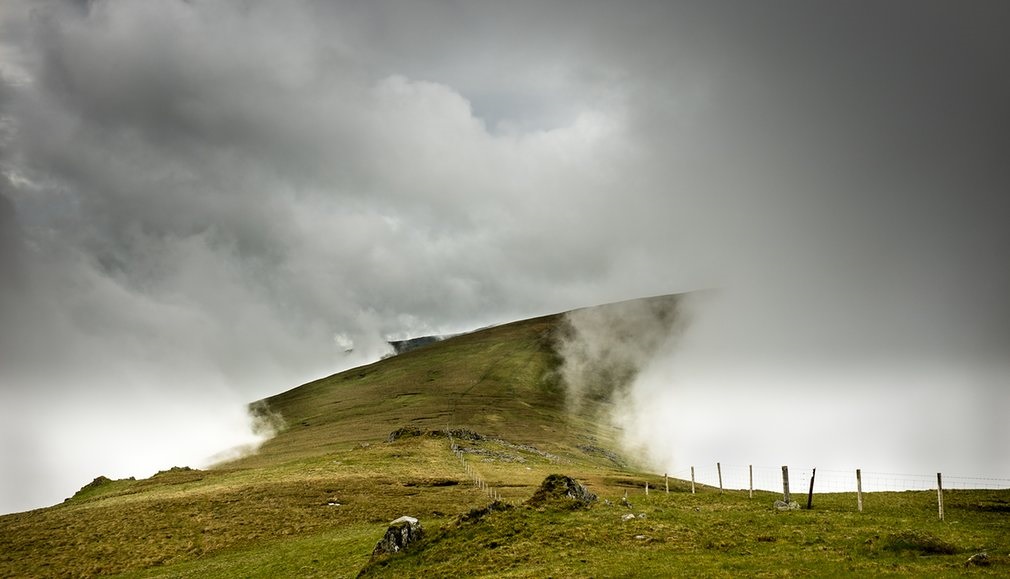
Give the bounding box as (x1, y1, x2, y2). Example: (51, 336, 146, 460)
(1, 0, 1008, 512)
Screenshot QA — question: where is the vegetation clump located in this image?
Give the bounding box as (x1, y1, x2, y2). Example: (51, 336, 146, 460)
(456, 500, 515, 526)
(881, 530, 959, 555)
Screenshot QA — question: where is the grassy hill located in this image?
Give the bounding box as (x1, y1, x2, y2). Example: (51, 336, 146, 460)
(1, 294, 1008, 577)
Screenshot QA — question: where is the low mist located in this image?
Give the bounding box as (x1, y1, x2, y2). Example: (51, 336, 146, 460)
(556, 295, 682, 413)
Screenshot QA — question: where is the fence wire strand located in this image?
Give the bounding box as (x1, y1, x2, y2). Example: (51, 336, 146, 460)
(671, 464, 1010, 493)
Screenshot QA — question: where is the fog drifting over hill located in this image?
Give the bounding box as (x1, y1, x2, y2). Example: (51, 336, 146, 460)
(2, 1, 1009, 513)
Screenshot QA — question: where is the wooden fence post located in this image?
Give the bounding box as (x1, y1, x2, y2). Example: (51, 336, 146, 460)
(749, 465, 753, 499)
(806, 468, 816, 509)
(665, 473, 669, 494)
(717, 462, 723, 493)
(782, 466, 791, 503)
(691, 466, 696, 494)
(936, 473, 944, 521)
(645, 481, 649, 496)
(856, 469, 863, 512)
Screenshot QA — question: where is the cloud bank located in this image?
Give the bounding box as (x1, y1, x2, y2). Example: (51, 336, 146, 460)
(2, 1, 1009, 512)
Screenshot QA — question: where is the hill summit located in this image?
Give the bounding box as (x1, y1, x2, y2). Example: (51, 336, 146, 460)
(3, 293, 1009, 577)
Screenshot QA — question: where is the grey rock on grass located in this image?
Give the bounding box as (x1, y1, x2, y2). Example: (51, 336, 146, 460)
(371, 516, 423, 557)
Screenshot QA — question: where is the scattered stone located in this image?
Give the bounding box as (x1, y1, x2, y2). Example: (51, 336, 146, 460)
(634, 534, 647, 540)
(505, 442, 559, 462)
(637, 513, 647, 519)
(621, 492, 633, 510)
(457, 446, 526, 463)
(527, 474, 597, 509)
(622, 513, 636, 521)
(774, 500, 800, 511)
(371, 516, 423, 557)
(576, 444, 627, 468)
(965, 552, 990, 567)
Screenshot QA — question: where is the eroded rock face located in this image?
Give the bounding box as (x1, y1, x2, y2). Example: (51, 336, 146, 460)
(527, 474, 597, 509)
(371, 516, 423, 557)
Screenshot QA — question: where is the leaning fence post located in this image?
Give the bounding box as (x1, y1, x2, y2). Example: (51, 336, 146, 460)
(782, 466, 791, 503)
(691, 466, 696, 494)
(936, 473, 944, 521)
(749, 465, 753, 499)
(856, 469, 863, 512)
(717, 462, 723, 492)
(806, 468, 816, 509)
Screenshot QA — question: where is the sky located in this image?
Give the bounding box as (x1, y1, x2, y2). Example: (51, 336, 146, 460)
(1, 0, 1009, 513)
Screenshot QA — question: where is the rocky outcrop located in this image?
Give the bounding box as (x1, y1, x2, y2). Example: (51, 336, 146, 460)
(526, 474, 597, 509)
(386, 427, 424, 442)
(387, 427, 484, 443)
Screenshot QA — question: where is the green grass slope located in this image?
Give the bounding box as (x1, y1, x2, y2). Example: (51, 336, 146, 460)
(236, 307, 621, 468)
(1, 294, 1008, 578)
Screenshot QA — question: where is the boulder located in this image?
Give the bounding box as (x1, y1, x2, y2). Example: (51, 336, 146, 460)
(371, 516, 423, 557)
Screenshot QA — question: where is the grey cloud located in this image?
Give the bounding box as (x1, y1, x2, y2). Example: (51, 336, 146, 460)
(1, 0, 1008, 512)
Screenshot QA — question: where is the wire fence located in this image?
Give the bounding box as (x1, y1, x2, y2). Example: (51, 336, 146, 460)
(441, 427, 1009, 519)
(666, 463, 1010, 494)
(448, 433, 505, 503)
